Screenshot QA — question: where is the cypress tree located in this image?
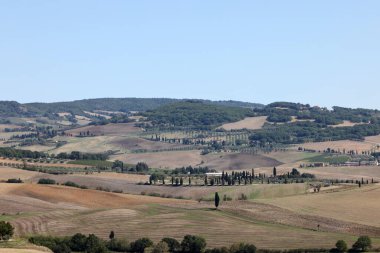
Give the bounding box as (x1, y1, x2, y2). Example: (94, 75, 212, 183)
(214, 192, 220, 209)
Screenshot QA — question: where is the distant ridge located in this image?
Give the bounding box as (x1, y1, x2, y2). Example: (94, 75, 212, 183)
(0, 98, 264, 117)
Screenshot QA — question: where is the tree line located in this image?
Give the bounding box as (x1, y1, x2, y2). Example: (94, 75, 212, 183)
(27, 231, 374, 253)
(0, 147, 109, 161)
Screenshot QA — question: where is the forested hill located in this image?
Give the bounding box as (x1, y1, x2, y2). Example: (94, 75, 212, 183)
(0, 98, 264, 117)
(250, 102, 380, 144)
(0, 101, 28, 117)
(256, 102, 380, 124)
(144, 100, 256, 128)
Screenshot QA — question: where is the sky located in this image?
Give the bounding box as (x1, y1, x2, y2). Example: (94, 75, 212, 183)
(0, 1, 379, 109)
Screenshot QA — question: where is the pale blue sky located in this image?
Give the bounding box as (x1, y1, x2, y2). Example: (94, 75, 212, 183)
(0, 1, 379, 108)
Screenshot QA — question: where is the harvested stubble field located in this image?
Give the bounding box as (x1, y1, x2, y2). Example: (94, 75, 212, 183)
(28, 171, 311, 200)
(3, 183, 380, 249)
(299, 165, 380, 180)
(202, 153, 281, 171)
(295, 139, 379, 153)
(114, 151, 282, 170)
(261, 151, 320, 164)
(16, 145, 54, 152)
(112, 150, 204, 169)
(0, 131, 33, 141)
(0, 250, 49, 253)
(0, 239, 51, 252)
(365, 134, 380, 145)
(66, 123, 141, 136)
(331, 120, 364, 128)
(219, 116, 267, 130)
(0, 158, 88, 169)
(110, 137, 186, 151)
(258, 184, 380, 228)
(0, 166, 41, 181)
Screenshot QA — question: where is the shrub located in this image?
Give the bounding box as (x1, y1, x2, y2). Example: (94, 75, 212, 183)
(162, 237, 181, 252)
(229, 243, 256, 253)
(352, 236, 372, 252)
(69, 233, 87, 252)
(6, 178, 23, 183)
(335, 240, 348, 253)
(38, 178, 56, 184)
(130, 238, 154, 253)
(63, 181, 80, 188)
(0, 221, 14, 241)
(85, 234, 107, 253)
(205, 247, 229, 253)
(152, 241, 170, 253)
(107, 238, 130, 252)
(238, 193, 248, 200)
(181, 235, 207, 253)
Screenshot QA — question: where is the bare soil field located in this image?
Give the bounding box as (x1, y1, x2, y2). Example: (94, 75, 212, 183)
(202, 153, 281, 171)
(0, 166, 41, 181)
(0, 183, 189, 214)
(66, 123, 141, 136)
(74, 115, 92, 125)
(259, 184, 380, 228)
(9, 184, 183, 208)
(114, 151, 281, 170)
(220, 116, 267, 130)
(298, 165, 380, 180)
(0, 249, 50, 253)
(365, 134, 380, 145)
(331, 120, 364, 128)
(112, 150, 203, 169)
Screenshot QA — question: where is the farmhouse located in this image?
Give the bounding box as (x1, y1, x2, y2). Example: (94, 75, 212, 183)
(343, 161, 360, 166)
(359, 160, 379, 166)
(205, 172, 223, 177)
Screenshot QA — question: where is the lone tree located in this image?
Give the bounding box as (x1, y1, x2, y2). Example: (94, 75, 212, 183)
(352, 236, 372, 252)
(109, 230, 115, 240)
(273, 167, 277, 177)
(335, 240, 348, 253)
(0, 221, 14, 241)
(214, 192, 220, 209)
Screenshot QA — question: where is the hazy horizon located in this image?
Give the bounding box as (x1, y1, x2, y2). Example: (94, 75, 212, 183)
(1, 1, 379, 109)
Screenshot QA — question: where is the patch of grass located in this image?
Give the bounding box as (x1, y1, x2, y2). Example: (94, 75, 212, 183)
(203, 184, 308, 201)
(67, 159, 113, 167)
(0, 212, 40, 222)
(308, 154, 350, 164)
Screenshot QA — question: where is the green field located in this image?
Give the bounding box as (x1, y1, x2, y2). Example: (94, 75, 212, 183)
(67, 159, 114, 167)
(308, 154, 351, 164)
